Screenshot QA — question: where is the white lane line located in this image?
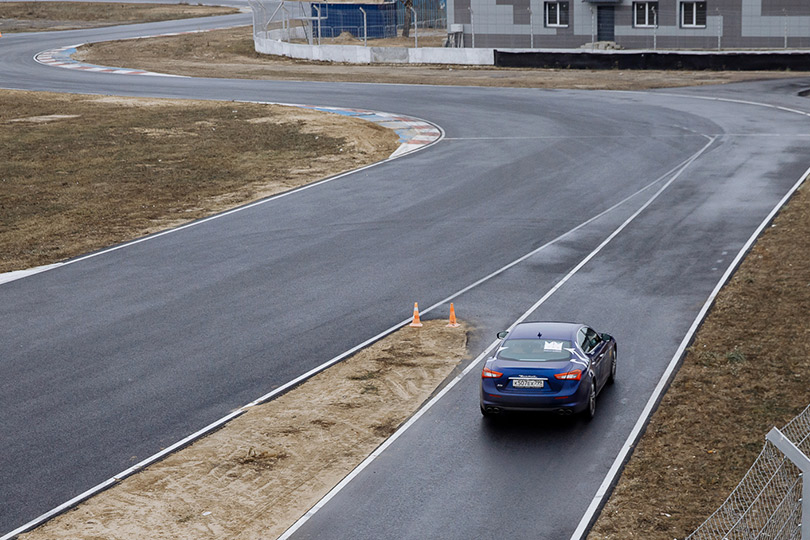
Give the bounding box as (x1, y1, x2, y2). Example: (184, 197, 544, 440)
(0, 116, 442, 287)
(640, 90, 810, 119)
(444, 133, 810, 140)
(0, 134, 711, 540)
(276, 136, 717, 539)
(569, 162, 810, 540)
(564, 90, 810, 540)
(5, 87, 800, 538)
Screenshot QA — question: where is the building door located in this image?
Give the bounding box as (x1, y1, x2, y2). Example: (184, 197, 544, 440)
(597, 6, 615, 42)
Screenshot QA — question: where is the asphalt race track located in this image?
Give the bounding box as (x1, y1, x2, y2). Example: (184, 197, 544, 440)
(1, 12, 810, 539)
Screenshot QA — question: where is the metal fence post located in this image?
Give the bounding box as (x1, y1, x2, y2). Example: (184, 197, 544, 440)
(410, 6, 418, 47)
(359, 6, 367, 45)
(716, 8, 721, 50)
(468, 6, 474, 48)
(527, 6, 533, 48)
(313, 4, 322, 45)
(268, 1, 284, 39)
(282, 6, 287, 42)
(766, 427, 810, 540)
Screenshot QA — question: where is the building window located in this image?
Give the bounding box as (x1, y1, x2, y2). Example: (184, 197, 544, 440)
(681, 1, 706, 28)
(634, 2, 658, 28)
(544, 1, 569, 28)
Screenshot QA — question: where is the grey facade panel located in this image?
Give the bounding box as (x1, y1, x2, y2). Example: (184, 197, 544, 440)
(761, 0, 810, 17)
(450, 0, 810, 50)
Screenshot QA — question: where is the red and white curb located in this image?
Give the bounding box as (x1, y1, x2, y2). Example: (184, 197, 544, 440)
(35, 44, 184, 76)
(33, 47, 443, 156)
(276, 104, 442, 158)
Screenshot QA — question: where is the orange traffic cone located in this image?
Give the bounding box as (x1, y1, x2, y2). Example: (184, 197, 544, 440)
(409, 302, 423, 327)
(447, 303, 459, 327)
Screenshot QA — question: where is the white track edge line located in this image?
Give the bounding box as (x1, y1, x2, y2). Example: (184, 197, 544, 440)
(0, 108, 444, 287)
(568, 164, 810, 540)
(5, 83, 801, 539)
(0, 131, 708, 540)
(277, 338, 502, 540)
(277, 136, 717, 539)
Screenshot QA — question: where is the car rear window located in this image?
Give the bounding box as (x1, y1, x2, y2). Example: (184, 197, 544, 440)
(497, 339, 573, 362)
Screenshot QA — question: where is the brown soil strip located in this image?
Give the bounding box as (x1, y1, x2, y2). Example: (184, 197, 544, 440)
(0, 2, 238, 32)
(76, 26, 810, 89)
(19, 320, 468, 540)
(0, 90, 399, 273)
(588, 182, 810, 539)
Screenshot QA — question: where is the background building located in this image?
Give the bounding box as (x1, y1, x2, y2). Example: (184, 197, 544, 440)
(447, 0, 810, 49)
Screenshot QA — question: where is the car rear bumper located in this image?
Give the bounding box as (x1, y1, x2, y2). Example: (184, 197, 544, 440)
(480, 385, 590, 415)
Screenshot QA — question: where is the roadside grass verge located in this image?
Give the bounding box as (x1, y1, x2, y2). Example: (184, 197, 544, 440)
(0, 90, 399, 273)
(0, 2, 238, 32)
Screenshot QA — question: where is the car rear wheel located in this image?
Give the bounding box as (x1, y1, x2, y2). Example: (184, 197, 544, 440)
(584, 381, 597, 420)
(608, 349, 617, 385)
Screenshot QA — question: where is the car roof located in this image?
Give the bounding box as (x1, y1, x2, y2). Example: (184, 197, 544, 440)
(506, 321, 583, 341)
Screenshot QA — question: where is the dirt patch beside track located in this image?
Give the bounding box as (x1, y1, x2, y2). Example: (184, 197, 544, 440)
(19, 320, 468, 540)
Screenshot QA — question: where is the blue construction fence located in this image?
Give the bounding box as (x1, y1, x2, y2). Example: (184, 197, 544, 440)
(311, 3, 398, 39)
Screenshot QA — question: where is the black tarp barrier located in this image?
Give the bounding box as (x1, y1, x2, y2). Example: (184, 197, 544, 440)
(494, 50, 810, 71)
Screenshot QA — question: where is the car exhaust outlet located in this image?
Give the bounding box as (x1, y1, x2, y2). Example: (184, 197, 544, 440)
(485, 406, 501, 414)
(556, 409, 573, 416)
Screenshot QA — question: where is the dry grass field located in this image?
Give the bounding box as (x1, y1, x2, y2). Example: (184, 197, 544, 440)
(0, 91, 398, 273)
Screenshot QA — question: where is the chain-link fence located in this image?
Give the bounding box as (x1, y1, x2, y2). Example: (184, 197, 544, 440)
(686, 404, 810, 540)
(395, 0, 446, 31)
(250, 0, 446, 45)
(250, 0, 312, 42)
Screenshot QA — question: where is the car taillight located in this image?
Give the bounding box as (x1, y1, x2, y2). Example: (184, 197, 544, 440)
(482, 367, 503, 379)
(554, 370, 582, 381)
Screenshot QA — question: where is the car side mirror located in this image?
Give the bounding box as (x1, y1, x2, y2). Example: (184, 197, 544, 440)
(497, 331, 508, 339)
(601, 333, 613, 342)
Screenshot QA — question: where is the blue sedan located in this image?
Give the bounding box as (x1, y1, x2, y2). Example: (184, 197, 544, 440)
(480, 322, 616, 419)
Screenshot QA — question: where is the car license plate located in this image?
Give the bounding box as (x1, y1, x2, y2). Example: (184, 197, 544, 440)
(512, 378, 544, 388)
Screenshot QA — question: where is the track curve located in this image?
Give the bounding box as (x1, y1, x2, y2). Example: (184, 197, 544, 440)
(1, 17, 809, 539)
